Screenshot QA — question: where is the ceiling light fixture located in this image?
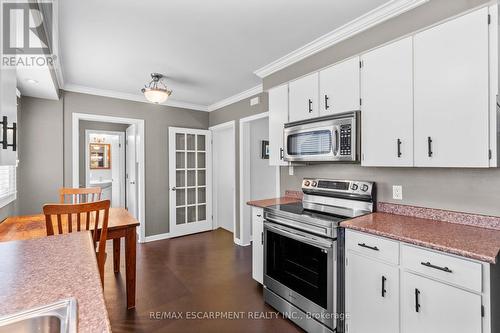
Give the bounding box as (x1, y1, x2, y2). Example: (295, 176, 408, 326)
(26, 78, 39, 84)
(141, 73, 172, 104)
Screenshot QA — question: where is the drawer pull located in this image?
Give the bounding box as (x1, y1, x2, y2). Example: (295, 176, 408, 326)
(415, 288, 421, 313)
(256, 214, 261, 217)
(421, 261, 453, 273)
(358, 243, 379, 251)
(381, 276, 387, 298)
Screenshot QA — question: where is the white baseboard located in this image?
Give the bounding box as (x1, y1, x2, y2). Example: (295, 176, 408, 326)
(144, 232, 171, 243)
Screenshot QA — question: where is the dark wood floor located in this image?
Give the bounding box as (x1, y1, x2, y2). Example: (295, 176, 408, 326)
(104, 228, 303, 333)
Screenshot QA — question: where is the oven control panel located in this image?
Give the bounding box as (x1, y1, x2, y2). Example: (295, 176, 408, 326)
(302, 178, 374, 197)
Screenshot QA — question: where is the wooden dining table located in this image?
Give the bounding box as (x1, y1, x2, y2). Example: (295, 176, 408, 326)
(0, 207, 139, 309)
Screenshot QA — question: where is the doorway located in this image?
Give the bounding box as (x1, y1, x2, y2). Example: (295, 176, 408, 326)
(72, 113, 146, 242)
(239, 112, 280, 246)
(210, 121, 236, 235)
(85, 129, 125, 207)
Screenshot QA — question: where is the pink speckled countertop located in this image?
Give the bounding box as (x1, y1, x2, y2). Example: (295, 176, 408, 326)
(0, 232, 111, 332)
(247, 197, 301, 208)
(341, 213, 500, 264)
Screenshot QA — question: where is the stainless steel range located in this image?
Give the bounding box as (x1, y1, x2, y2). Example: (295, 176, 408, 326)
(263, 178, 375, 333)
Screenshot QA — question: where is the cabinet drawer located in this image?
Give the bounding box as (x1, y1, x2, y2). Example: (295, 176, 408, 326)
(401, 244, 482, 293)
(346, 230, 399, 265)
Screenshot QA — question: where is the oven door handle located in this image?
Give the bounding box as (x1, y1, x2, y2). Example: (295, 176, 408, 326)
(265, 223, 333, 250)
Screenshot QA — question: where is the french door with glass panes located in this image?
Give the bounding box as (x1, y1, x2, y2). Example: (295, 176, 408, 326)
(169, 127, 212, 237)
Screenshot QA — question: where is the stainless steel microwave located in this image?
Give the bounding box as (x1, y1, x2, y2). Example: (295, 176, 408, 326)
(283, 111, 360, 162)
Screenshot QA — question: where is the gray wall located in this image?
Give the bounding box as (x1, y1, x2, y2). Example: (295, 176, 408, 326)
(209, 92, 268, 239)
(281, 165, 500, 217)
(78, 120, 129, 187)
(263, 0, 490, 89)
(17, 97, 64, 215)
(63, 92, 209, 236)
(16, 92, 208, 236)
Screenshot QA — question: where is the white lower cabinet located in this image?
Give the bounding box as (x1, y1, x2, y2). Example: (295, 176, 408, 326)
(345, 252, 399, 333)
(401, 271, 482, 333)
(251, 207, 264, 284)
(345, 230, 494, 333)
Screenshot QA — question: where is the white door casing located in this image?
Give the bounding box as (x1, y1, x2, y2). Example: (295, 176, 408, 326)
(169, 127, 212, 237)
(126, 124, 137, 218)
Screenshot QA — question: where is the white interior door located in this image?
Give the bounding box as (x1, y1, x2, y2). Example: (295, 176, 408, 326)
(212, 125, 235, 232)
(169, 127, 212, 237)
(126, 124, 137, 218)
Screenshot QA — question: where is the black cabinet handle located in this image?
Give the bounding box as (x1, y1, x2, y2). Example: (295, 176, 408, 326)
(381, 276, 387, 297)
(7, 122, 16, 152)
(256, 214, 261, 217)
(308, 99, 313, 113)
(415, 288, 421, 313)
(357, 243, 379, 251)
(397, 138, 402, 158)
(324, 95, 330, 110)
(261, 231, 264, 245)
(427, 136, 433, 157)
(280, 148, 284, 160)
(0, 116, 7, 149)
(421, 261, 452, 273)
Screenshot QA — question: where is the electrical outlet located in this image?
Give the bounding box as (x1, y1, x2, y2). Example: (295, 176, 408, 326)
(288, 165, 294, 176)
(392, 185, 403, 200)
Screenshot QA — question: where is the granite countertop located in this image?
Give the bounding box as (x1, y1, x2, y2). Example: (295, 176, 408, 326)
(341, 212, 500, 264)
(0, 232, 111, 332)
(247, 197, 301, 208)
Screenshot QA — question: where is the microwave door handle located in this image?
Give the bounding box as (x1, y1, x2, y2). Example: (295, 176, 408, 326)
(333, 127, 340, 156)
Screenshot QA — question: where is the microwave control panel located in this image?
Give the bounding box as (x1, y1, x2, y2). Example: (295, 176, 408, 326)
(339, 124, 352, 156)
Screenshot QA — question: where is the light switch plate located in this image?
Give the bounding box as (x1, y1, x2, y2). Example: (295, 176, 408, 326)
(250, 97, 260, 106)
(392, 185, 403, 200)
(288, 165, 294, 176)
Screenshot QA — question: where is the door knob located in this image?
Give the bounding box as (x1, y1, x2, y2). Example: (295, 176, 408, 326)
(171, 187, 176, 191)
(130, 181, 136, 185)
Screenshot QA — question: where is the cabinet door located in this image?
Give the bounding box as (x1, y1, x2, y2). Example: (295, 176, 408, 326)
(345, 252, 399, 333)
(319, 57, 360, 116)
(401, 271, 482, 333)
(414, 7, 490, 167)
(251, 207, 264, 284)
(288, 72, 319, 122)
(268, 84, 288, 166)
(361, 37, 414, 167)
(0, 68, 18, 166)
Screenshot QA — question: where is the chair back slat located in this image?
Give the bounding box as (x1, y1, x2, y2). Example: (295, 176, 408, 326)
(43, 200, 111, 286)
(59, 187, 102, 204)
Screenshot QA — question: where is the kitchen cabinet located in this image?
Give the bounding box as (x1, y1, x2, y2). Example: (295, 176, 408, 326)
(361, 37, 414, 167)
(319, 56, 360, 116)
(345, 230, 496, 333)
(414, 7, 490, 167)
(345, 252, 399, 333)
(288, 72, 319, 122)
(401, 271, 482, 333)
(251, 207, 264, 284)
(0, 68, 17, 166)
(268, 84, 288, 166)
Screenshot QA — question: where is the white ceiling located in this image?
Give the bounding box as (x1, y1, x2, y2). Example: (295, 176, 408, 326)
(58, 0, 390, 109)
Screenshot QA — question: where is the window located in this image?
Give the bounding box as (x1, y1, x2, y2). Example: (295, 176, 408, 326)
(0, 165, 16, 208)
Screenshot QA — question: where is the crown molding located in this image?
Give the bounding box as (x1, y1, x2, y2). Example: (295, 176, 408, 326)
(207, 84, 263, 112)
(63, 83, 209, 111)
(254, 0, 429, 78)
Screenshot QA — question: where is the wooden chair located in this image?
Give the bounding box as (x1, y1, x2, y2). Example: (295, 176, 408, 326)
(43, 200, 110, 285)
(59, 187, 102, 204)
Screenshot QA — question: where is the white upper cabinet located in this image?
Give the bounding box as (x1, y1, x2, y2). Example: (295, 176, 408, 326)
(414, 7, 490, 167)
(268, 84, 289, 166)
(0, 68, 18, 166)
(288, 72, 319, 122)
(361, 37, 414, 167)
(319, 56, 360, 116)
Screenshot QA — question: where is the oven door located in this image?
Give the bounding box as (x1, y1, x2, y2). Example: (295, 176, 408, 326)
(264, 222, 336, 329)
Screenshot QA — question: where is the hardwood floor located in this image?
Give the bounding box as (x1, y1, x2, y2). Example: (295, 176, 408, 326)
(104, 228, 303, 333)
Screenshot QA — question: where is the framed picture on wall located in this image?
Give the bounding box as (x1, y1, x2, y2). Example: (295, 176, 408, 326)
(261, 140, 269, 159)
